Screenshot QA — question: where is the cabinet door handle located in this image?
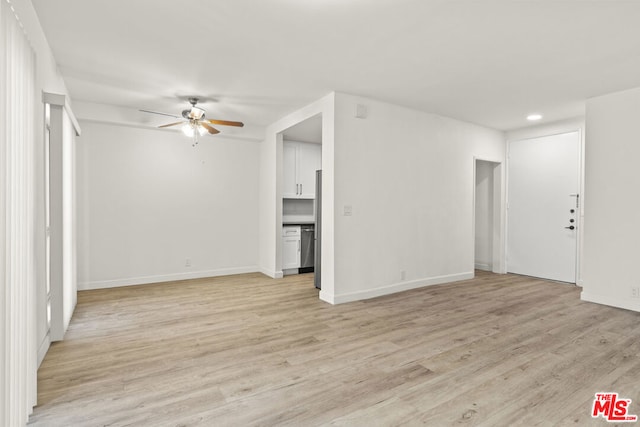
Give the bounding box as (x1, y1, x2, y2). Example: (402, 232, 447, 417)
(298, 240, 301, 251)
(300, 184, 302, 195)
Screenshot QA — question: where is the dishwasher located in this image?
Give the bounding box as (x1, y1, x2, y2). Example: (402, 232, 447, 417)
(299, 225, 315, 273)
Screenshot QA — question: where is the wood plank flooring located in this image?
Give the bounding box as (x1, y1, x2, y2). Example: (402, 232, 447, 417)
(29, 271, 640, 426)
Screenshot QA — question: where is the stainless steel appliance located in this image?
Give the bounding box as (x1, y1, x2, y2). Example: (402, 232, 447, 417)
(300, 225, 315, 273)
(314, 170, 322, 289)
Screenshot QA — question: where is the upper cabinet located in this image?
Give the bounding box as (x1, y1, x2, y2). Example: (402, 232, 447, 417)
(283, 141, 321, 199)
(283, 142, 298, 197)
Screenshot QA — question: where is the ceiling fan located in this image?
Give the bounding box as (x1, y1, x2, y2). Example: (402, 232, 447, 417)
(140, 97, 244, 145)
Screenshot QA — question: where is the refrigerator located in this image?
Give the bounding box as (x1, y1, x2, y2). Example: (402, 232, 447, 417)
(314, 170, 322, 289)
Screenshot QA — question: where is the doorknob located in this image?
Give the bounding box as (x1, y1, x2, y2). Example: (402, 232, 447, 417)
(565, 225, 575, 230)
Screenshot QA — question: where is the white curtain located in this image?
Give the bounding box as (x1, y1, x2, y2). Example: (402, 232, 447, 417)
(1, 0, 38, 425)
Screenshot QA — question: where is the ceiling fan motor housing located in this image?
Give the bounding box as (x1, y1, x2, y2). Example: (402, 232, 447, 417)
(183, 107, 205, 120)
(180, 97, 204, 119)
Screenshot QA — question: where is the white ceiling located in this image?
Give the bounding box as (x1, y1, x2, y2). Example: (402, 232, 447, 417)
(32, 0, 640, 133)
(283, 114, 322, 143)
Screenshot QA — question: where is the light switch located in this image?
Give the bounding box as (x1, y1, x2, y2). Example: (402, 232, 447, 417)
(343, 205, 352, 216)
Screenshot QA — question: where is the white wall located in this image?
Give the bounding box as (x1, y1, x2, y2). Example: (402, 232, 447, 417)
(62, 111, 77, 330)
(76, 121, 260, 289)
(505, 117, 585, 142)
(329, 93, 505, 303)
(581, 87, 640, 312)
(475, 161, 494, 270)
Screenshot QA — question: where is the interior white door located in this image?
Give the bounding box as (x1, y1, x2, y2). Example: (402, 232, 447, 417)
(507, 131, 580, 283)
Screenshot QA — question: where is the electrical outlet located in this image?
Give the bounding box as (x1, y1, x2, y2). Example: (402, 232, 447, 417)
(401, 270, 406, 281)
(185, 258, 191, 267)
(632, 287, 640, 298)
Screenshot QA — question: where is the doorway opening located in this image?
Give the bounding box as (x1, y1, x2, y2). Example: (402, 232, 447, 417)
(279, 114, 323, 289)
(474, 159, 503, 274)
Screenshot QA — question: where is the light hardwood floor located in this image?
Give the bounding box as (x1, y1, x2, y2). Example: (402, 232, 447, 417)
(29, 271, 640, 426)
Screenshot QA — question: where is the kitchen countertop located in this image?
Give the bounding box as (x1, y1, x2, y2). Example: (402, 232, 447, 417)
(282, 215, 315, 225)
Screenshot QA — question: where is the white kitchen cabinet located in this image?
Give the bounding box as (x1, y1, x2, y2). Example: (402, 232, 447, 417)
(282, 226, 301, 270)
(282, 142, 298, 198)
(297, 142, 321, 198)
(282, 141, 321, 199)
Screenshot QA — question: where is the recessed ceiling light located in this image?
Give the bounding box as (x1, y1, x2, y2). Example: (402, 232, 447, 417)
(527, 113, 543, 121)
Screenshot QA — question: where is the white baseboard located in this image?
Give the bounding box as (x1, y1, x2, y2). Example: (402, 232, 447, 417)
(319, 290, 335, 304)
(78, 265, 260, 290)
(259, 267, 283, 279)
(326, 271, 474, 305)
(581, 291, 640, 313)
(37, 333, 51, 367)
(474, 263, 492, 271)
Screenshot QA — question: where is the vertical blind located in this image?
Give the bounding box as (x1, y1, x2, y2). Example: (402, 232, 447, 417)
(1, 0, 37, 424)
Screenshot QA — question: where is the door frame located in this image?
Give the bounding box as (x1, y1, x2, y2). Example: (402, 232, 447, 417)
(38, 103, 52, 366)
(505, 129, 584, 284)
(472, 157, 506, 275)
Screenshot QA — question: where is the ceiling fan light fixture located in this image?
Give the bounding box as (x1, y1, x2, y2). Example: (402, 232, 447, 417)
(189, 106, 205, 120)
(181, 123, 195, 137)
(197, 124, 207, 136)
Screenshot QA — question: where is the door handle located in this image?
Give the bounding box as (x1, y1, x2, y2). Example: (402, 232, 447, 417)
(565, 225, 575, 230)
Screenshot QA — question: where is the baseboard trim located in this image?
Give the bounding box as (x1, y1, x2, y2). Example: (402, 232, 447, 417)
(319, 290, 335, 305)
(581, 291, 640, 313)
(259, 268, 283, 279)
(78, 266, 260, 290)
(327, 271, 474, 305)
(474, 263, 491, 271)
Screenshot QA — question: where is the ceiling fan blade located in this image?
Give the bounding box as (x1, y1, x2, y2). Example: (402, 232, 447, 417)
(158, 121, 184, 128)
(140, 109, 181, 119)
(200, 122, 220, 134)
(205, 119, 244, 127)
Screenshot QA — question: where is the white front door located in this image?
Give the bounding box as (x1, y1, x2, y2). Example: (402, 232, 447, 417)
(507, 131, 580, 283)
